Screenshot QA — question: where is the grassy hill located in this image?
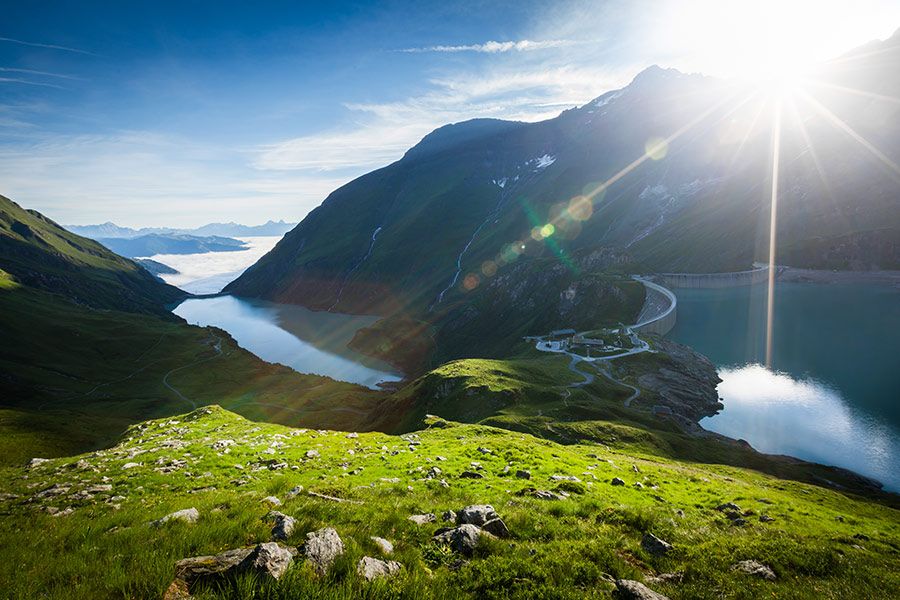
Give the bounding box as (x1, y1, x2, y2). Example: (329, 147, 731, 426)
(0, 406, 896, 599)
(0, 194, 184, 315)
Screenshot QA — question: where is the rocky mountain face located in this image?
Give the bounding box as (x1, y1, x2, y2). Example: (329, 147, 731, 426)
(226, 31, 900, 321)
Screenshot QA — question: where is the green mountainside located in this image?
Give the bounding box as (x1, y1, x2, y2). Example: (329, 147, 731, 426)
(0, 194, 184, 315)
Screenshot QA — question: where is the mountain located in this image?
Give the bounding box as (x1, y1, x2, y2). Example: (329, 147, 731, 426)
(67, 220, 297, 239)
(96, 233, 247, 258)
(0, 194, 184, 315)
(226, 35, 900, 325)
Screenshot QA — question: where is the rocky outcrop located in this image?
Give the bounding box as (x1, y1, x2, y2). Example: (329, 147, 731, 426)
(357, 556, 402, 581)
(301, 527, 345, 575)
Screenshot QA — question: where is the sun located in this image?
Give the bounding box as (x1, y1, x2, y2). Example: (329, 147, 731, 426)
(653, 0, 900, 85)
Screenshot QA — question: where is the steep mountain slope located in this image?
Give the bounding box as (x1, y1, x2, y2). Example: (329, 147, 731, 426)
(0, 194, 185, 315)
(227, 32, 900, 320)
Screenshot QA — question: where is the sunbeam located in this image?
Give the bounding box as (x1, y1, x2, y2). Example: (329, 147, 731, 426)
(765, 96, 782, 369)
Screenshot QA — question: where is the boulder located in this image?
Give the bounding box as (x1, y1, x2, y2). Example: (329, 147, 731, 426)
(456, 504, 498, 527)
(262, 496, 281, 506)
(357, 556, 402, 581)
(481, 518, 510, 538)
(433, 524, 492, 556)
(731, 560, 776, 581)
(301, 527, 345, 575)
(459, 471, 484, 479)
(174, 547, 254, 584)
(371, 536, 394, 554)
(641, 533, 672, 556)
(716, 502, 741, 512)
(408, 513, 436, 525)
(441, 510, 457, 522)
(241, 542, 295, 579)
(614, 579, 671, 600)
(515, 469, 532, 480)
(152, 508, 200, 527)
(270, 512, 296, 541)
(611, 477, 625, 486)
(533, 490, 565, 500)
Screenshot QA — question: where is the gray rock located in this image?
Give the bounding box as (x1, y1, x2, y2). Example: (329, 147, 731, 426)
(271, 513, 296, 541)
(433, 524, 492, 556)
(611, 477, 625, 486)
(285, 484, 304, 498)
(456, 504, 499, 526)
(152, 507, 200, 526)
(371, 536, 394, 554)
(459, 470, 484, 479)
(408, 513, 436, 525)
(441, 510, 457, 522)
(301, 527, 344, 575)
(305, 450, 320, 459)
(731, 560, 776, 580)
(357, 556, 402, 581)
(641, 533, 672, 556)
(28, 458, 50, 468)
(549, 475, 581, 482)
(759, 514, 776, 523)
(533, 490, 565, 500)
(477, 447, 492, 454)
(515, 469, 531, 480)
(174, 547, 254, 584)
(614, 579, 671, 600)
(716, 502, 741, 512)
(241, 542, 295, 579)
(262, 495, 282, 506)
(481, 517, 510, 538)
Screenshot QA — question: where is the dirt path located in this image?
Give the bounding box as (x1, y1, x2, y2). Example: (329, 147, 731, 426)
(162, 332, 223, 409)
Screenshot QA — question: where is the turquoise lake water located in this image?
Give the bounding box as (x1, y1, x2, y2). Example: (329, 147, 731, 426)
(669, 282, 900, 491)
(173, 295, 403, 390)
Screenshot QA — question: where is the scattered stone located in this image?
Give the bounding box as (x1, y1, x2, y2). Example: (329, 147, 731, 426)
(211, 439, 235, 451)
(645, 572, 683, 586)
(262, 496, 282, 506)
(731, 560, 776, 581)
(550, 475, 581, 482)
(633, 482, 644, 489)
(307, 490, 362, 504)
(34, 483, 70, 499)
(52, 507, 74, 517)
(371, 536, 394, 554)
(533, 490, 565, 501)
(408, 513, 437, 525)
(346, 432, 358, 439)
(122, 462, 141, 470)
(242, 542, 295, 579)
(285, 485, 304, 498)
(615, 579, 671, 600)
(301, 527, 345, 575)
(611, 477, 625, 486)
(433, 524, 493, 556)
(641, 533, 672, 556)
(482, 518, 510, 538)
(441, 510, 457, 522)
(477, 447, 492, 455)
(357, 556, 402, 581)
(305, 450, 320, 459)
(457, 505, 499, 527)
(515, 469, 531, 480)
(152, 507, 200, 526)
(426, 466, 442, 479)
(270, 512, 296, 541)
(459, 471, 484, 479)
(716, 502, 741, 512)
(28, 458, 50, 468)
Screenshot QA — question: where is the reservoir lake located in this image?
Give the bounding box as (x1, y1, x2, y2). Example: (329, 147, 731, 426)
(669, 281, 900, 491)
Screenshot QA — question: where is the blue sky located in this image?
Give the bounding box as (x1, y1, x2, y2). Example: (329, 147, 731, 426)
(2, 0, 898, 227)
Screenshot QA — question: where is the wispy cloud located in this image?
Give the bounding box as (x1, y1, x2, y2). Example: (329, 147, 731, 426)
(401, 39, 576, 54)
(255, 65, 629, 173)
(0, 36, 96, 56)
(0, 77, 64, 89)
(0, 67, 84, 80)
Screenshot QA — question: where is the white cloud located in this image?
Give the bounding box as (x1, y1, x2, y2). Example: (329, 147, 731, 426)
(402, 39, 577, 54)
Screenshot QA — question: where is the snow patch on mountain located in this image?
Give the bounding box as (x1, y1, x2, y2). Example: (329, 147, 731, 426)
(627, 178, 718, 247)
(492, 177, 508, 188)
(534, 154, 556, 169)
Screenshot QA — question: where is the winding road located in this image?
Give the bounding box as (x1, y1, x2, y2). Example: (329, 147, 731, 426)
(162, 333, 223, 409)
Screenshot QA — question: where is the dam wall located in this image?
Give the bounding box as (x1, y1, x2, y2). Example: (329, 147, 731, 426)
(658, 265, 772, 289)
(632, 277, 677, 336)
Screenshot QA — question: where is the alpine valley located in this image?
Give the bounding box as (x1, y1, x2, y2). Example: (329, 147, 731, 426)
(0, 13, 899, 600)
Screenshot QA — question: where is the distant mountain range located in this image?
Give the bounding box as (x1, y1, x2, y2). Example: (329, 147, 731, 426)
(227, 30, 900, 321)
(96, 234, 247, 258)
(67, 220, 297, 239)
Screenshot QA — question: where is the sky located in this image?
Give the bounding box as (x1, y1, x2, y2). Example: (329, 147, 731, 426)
(2, 0, 899, 227)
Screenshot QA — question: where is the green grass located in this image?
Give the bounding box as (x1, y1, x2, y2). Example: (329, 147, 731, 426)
(0, 284, 387, 464)
(0, 406, 896, 599)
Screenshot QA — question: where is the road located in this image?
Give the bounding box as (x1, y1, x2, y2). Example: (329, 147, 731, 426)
(162, 332, 223, 409)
